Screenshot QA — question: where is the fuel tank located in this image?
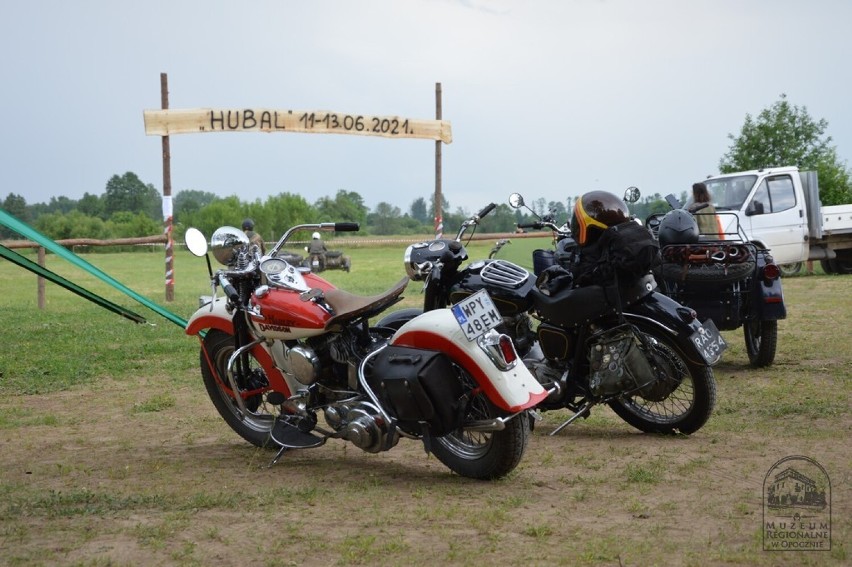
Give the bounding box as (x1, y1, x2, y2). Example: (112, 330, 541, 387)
(449, 259, 536, 316)
(249, 273, 337, 340)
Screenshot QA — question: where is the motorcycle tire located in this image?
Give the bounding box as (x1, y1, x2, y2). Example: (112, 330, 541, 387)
(744, 319, 778, 367)
(607, 324, 716, 435)
(430, 368, 531, 480)
(200, 329, 277, 449)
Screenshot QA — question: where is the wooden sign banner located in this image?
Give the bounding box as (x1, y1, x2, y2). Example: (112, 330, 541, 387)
(143, 108, 452, 144)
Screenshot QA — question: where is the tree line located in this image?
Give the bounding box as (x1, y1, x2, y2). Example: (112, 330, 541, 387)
(3, 94, 850, 243)
(0, 172, 542, 242)
(1, 170, 674, 244)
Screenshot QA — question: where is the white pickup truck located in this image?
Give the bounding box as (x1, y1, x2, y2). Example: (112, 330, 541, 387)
(702, 166, 852, 274)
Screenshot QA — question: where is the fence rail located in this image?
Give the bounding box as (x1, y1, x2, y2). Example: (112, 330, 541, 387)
(1, 231, 549, 251)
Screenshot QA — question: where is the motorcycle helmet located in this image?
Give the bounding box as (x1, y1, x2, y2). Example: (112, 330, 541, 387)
(312, 232, 321, 240)
(657, 209, 699, 246)
(570, 191, 630, 246)
(242, 218, 255, 231)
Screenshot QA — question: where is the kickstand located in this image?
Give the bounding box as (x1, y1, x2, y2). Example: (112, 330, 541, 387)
(269, 445, 288, 468)
(549, 400, 594, 436)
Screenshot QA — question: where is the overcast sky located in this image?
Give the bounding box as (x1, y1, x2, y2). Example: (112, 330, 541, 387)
(2, 0, 851, 219)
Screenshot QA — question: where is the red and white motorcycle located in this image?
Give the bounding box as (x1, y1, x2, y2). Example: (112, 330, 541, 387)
(184, 222, 547, 479)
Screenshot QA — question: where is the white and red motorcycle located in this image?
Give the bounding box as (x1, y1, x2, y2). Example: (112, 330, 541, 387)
(184, 222, 547, 479)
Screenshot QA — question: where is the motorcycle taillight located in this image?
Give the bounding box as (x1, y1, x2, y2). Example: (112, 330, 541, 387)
(762, 263, 781, 281)
(498, 334, 517, 365)
(477, 330, 518, 371)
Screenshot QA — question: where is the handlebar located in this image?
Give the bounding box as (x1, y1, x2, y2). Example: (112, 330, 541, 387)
(334, 222, 360, 232)
(476, 203, 497, 219)
(269, 221, 361, 256)
(217, 273, 240, 302)
(453, 202, 497, 240)
(517, 220, 566, 235)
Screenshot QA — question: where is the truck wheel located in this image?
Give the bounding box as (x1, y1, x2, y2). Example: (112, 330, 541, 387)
(744, 320, 778, 367)
(779, 262, 802, 277)
(820, 258, 837, 274)
(832, 250, 852, 274)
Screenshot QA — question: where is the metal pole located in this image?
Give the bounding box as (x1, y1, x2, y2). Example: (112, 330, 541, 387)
(37, 247, 45, 309)
(160, 73, 174, 302)
(435, 82, 443, 238)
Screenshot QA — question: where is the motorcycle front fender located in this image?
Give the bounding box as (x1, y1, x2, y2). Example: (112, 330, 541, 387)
(389, 309, 548, 413)
(185, 296, 293, 396)
(185, 296, 234, 336)
(625, 291, 712, 366)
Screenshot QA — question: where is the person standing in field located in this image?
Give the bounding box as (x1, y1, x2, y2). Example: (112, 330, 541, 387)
(689, 182, 723, 237)
(242, 218, 265, 253)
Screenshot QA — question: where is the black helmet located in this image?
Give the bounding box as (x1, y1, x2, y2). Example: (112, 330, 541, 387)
(658, 209, 699, 246)
(242, 218, 255, 231)
(570, 191, 630, 246)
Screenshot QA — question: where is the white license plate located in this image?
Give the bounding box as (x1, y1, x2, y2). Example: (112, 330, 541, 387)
(451, 289, 502, 341)
(690, 318, 728, 365)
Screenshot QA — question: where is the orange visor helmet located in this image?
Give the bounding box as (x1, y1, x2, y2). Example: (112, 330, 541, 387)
(570, 191, 630, 246)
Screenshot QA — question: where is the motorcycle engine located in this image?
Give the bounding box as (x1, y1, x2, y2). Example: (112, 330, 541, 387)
(324, 402, 399, 453)
(271, 343, 321, 385)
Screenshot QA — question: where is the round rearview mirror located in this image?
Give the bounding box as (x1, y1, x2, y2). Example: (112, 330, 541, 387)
(210, 226, 249, 266)
(184, 227, 208, 257)
(623, 186, 641, 204)
(508, 193, 525, 208)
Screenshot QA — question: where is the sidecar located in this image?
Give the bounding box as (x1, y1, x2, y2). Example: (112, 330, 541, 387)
(647, 211, 786, 367)
(303, 250, 351, 273)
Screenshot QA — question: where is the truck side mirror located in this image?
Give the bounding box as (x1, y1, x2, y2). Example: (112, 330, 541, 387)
(745, 201, 765, 216)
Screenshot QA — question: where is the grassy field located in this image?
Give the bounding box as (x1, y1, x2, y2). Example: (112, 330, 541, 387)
(0, 243, 849, 566)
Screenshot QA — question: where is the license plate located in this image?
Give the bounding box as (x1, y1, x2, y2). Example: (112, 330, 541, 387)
(451, 289, 502, 341)
(690, 318, 727, 365)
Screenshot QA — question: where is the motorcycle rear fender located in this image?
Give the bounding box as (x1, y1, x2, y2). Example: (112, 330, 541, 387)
(185, 297, 293, 397)
(389, 309, 548, 413)
(753, 253, 787, 321)
(754, 275, 786, 320)
(624, 291, 711, 367)
(374, 307, 423, 332)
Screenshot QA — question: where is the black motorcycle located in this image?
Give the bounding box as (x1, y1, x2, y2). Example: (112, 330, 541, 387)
(647, 195, 786, 367)
(379, 194, 722, 435)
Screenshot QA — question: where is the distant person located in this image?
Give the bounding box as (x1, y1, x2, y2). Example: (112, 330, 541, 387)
(307, 232, 327, 255)
(242, 218, 265, 253)
(689, 182, 722, 237)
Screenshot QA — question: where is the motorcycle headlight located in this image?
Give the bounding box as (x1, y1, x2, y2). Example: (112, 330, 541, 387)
(210, 226, 250, 266)
(404, 243, 432, 281)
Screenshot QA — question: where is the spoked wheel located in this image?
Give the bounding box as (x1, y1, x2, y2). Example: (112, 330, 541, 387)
(608, 327, 716, 435)
(431, 368, 531, 480)
(744, 319, 778, 367)
(200, 329, 278, 448)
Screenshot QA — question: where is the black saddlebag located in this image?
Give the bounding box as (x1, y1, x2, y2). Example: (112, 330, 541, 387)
(366, 346, 465, 436)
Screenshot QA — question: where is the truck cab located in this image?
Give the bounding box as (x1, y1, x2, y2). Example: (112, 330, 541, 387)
(702, 166, 852, 272)
(703, 167, 807, 265)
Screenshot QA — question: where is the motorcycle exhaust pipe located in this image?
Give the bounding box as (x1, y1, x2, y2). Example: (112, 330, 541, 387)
(460, 408, 543, 432)
(462, 417, 508, 432)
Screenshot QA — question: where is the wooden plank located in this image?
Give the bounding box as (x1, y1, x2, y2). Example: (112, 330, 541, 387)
(144, 108, 452, 144)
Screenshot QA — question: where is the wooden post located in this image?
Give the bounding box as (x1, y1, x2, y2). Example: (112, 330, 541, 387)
(37, 247, 45, 309)
(434, 83, 443, 238)
(160, 73, 175, 302)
